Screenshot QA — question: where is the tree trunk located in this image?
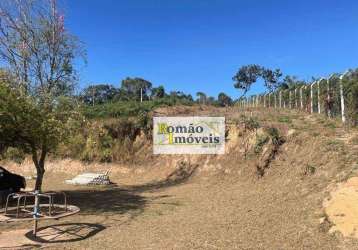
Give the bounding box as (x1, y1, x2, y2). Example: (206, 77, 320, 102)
(31, 145, 47, 191)
(34, 166, 45, 191)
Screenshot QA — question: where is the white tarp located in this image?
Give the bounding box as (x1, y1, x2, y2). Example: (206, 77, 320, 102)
(65, 173, 110, 185)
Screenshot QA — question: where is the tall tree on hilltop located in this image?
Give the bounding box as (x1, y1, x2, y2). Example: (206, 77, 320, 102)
(151, 85, 165, 99)
(218, 92, 233, 107)
(81, 84, 118, 105)
(233, 64, 283, 97)
(196, 91, 207, 105)
(121, 77, 152, 102)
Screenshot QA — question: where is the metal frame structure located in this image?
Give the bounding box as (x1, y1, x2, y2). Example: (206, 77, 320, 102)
(1, 191, 78, 237)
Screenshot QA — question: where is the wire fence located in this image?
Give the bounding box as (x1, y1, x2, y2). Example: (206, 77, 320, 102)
(237, 69, 358, 126)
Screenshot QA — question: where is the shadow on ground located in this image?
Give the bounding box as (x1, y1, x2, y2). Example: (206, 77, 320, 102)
(25, 223, 105, 244)
(124, 161, 199, 192)
(63, 161, 197, 216)
(64, 188, 147, 216)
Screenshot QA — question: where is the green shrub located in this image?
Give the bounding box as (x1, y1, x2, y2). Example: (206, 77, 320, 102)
(324, 139, 344, 152)
(81, 99, 192, 120)
(1, 147, 25, 163)
(104, 119, 141, 141)
(57, 134, 87, 158)
(324, 122, 336, 129)
(80, 134, 98, 162)
(80, 124, 115, 162)
(303, 164, 316, 175)
(244, 117, 260, 132)
(264, 127, 285, 146)
(254, 135, 269, 154)
(278, 116, 292, 123)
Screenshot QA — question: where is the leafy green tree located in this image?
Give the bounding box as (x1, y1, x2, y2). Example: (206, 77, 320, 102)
(279, 76, 306, 90)
(206, 96, 217, 105)
(233, 64, 282, 96)
(175, 91, 193, 101)
(218, 92, 233, 107)
(81, 84, 119, 105)
(121, 77, 152, 102)
(0, 79, 81, 190)
(232, 64, 262, 96)
(151, 85, 165, 99)
(0, 0, 84, 190)
(261, 68, 283, 92)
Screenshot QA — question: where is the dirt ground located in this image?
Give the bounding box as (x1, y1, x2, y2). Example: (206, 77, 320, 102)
(1, 107, 358, 249)
(325, 177, 358, 238)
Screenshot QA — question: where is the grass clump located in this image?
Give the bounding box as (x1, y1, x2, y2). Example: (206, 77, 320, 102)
(324, 121, 336, 129)
(265, 127, 285, 146)
(244, 117, 260, 132)
(303, 164, 316, 176)
(254, 135, 269, 154)
(278, 116, 292, 124)
(324, 139, 345, 152)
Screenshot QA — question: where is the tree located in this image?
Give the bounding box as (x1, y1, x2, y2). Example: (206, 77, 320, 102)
(151, 85, 165, 99)
(81, 84, 118, 105)
(196, 92, 207, 104)
(218, 92, 233, 107)
(167, 91, 193, 104)
(121, 77, 152, 102)
(175, 91, 193, 101)
(0, 77, 80, 190)
(233, 65, 283, 97)
(0, 0, 84, 190)
(261, 68, 283, 92)
(233, 64, 262, 97)
(279, 75, 306, 90)
(206, 96, 217, 105)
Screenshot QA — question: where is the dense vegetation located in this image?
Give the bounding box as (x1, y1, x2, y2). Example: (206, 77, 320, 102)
(79, 77, 235, 119)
